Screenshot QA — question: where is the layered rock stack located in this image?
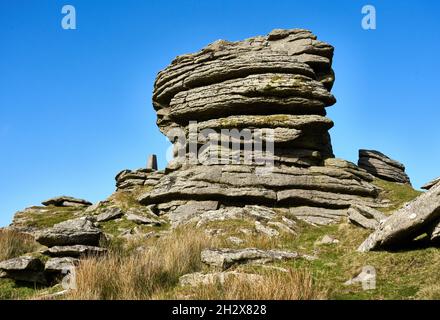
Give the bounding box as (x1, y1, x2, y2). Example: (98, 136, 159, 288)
(115, 155, 164, 191)
(358, 150, 411, 185)
(136, 29, 384, 226)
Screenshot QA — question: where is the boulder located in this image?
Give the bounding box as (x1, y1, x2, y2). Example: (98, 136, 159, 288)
(348, 204, 387, 230)
(42, 245, 107, 258)
(422, 177, 440, 190)
(201, 248, 316, 269)
(36, 217, 103, 247)
(0, 256, 46, 284)
(41, 196, 92, 207)
(96, 207, 124, 222)
(358, 183, 440, 252)
(358, 150, 411, 184)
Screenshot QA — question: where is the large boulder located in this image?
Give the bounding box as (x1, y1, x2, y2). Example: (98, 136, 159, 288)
(0, 256, 46, 284)
(358, 150, 411, 184)
(358, 183, 440, 252)
(36, 217, 103, 247)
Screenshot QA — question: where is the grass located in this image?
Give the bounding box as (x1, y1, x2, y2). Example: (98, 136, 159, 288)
(373, 179, 422, 214)
(2, 177, 437, 300)
(185, 268, 327, 300)
(0, 229, 41, 262)
(19, 207, 78, 229)
(68, 228, 217, 300)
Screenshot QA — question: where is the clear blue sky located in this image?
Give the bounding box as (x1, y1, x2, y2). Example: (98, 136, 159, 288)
(1, 0, 439, 227)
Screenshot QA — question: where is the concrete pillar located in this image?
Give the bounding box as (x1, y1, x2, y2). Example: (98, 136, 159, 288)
(147, 154, 158, 171)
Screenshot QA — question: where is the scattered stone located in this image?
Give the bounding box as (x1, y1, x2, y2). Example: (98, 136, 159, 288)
(344, 266, 376, 290)
(315, 235, 339, 246)
(358, 150, 411, 184)
(36, 217, 103, 247)
(41, 196, 92, 207)
(422, 177, 440, 190)
(126, 210, 162, 226)
(96, 207, 124, 222)
(429, 221, 440, 242)
(0, 256, 46, 284)
(358, 183, 440, 252)
(179, 272, 263, 287)
(201, 248, 315, 269)
(255, 221, 279, 237)
(42, 245, 107, 258)
(168, 201, 219, 227)
(267, 221, 296, 235)
(348, 204, 387, 230)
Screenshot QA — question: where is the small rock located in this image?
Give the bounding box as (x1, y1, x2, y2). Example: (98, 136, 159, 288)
(227, 236, 244, 245)
(315, 235, 339, 246)
(126, 212, 162, 226)
(255, 221, 279, 237)
(344, 266, 376, 290)
(267, 221, 296, 235)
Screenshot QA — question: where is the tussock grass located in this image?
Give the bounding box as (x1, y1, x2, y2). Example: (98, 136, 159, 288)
(0, 229, 40, 262)
(188, 269, 327, 300)
(69, 228, 217, 300)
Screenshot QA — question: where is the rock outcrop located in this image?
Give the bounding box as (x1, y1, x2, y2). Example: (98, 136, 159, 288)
(358, 182, 440, 252)
(135, 31, 385, 226)
(115, 168, 164, 191)
(358, 150, 411, 184)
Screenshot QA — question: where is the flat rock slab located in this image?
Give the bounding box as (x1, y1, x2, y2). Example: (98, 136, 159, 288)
(358, 183, 440, 252)
(36, 217, 103, 247)
(96, 207, 124, 222)
(422, 177, 440, 190)
(348, 204, 387, 230)
(201, 248, 316, 269)
(43, 245, 107, 258)
(45, 257, 79, 273)
(42, 196, 92, 207)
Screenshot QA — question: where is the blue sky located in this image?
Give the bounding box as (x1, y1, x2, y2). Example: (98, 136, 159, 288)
(1, 0, 439, 227)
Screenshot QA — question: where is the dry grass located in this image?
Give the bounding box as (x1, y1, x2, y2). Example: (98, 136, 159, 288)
(69, 228, 218, 300)
(0, 229, 40, 262)
(190, 269, 327, 300)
